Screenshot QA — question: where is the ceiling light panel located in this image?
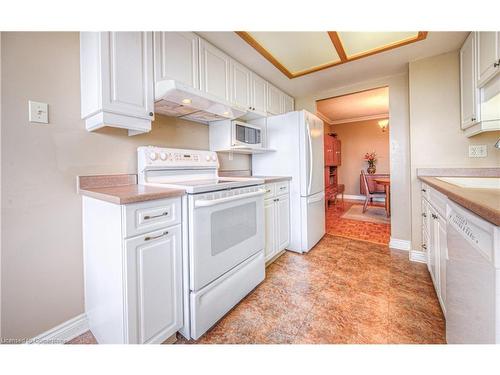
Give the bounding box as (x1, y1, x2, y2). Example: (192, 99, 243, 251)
(338, 32, 419, 58)
(248, 32, 341, 74)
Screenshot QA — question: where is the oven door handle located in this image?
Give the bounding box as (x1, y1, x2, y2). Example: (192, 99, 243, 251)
(194, 189, 266, 208)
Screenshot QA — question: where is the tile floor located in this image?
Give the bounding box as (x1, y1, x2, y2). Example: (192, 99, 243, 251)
(68, 234, 445, 345)
(326, 200, 391, 245)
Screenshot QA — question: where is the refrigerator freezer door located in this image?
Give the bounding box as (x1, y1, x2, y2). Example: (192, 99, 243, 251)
(300, 113, 324, 197)
(300, 191, 326, 252)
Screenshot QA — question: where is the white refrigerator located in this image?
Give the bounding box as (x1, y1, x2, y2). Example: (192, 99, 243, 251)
(252, 110, 325, 253)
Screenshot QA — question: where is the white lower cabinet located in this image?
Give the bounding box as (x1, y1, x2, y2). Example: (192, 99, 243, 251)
(264, 198, 277, 261)
(83, 196, 183, 344)
(421, 182, 447, 316)
(263, 182, 290, 263)
(276, 194, 290, 251)
(125, 226, 182, 344)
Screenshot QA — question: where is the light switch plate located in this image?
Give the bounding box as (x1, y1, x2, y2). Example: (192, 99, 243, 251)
(469, 144, 487, 158)
(28, 101, 49, 123)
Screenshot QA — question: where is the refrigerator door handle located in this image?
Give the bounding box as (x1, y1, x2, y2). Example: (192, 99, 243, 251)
(306, 120, 313, 195)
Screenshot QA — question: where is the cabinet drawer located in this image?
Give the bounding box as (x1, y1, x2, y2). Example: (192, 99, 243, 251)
(123, 197, 181, 238)
(275, 181, 289, 196)
(263, 184, 275, 199)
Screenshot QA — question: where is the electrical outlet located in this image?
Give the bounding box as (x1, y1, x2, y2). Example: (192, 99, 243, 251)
(469, 145, 487, 158)
(28, 100, 49, 124)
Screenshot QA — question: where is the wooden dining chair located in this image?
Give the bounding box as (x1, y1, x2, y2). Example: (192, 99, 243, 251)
(360, 170, 386, 213)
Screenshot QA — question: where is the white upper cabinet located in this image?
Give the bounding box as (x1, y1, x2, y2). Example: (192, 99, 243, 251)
(267, 83, 294, 116)
(476, 32, 500, 87)
(230, 59, 252, 110)
(80, 32, 154, 136)
(267, 84, 282, 115)
(154, 32, 199, 93)
(282, 94, 295, 114)
(460, 33, 479, 129)
(199, 39, 231, 102)
(250, 73, 268, 115)
(459, 32, 500, 137)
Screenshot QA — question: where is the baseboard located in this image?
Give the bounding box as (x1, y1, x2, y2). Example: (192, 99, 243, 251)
(389, 238, 411, 251)
(27, 313, 89, 344)
(342, 194, 385, 203)
(410, 250, 427, 264)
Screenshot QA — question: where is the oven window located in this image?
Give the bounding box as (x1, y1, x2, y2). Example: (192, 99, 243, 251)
(211, 202, 257, 256)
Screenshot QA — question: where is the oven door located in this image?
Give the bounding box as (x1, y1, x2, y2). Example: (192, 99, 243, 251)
(188, 187, 265, 291)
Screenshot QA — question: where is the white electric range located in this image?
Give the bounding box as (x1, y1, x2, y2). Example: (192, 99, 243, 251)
(138, 146, 266, 340)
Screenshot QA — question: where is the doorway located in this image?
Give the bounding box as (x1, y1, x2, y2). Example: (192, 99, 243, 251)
(317, 86, 391, 245)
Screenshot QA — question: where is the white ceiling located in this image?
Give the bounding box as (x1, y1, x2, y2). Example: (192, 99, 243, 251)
(317, 86, 389, 123)
(197, 31, 469, 98)
(249, 32, 341, 74)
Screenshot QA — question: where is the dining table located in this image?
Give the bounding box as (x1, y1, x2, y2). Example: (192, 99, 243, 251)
(374, 177, 391, 217)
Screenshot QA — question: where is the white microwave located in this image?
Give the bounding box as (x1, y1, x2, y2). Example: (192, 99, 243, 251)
(231, 121, 263, 149)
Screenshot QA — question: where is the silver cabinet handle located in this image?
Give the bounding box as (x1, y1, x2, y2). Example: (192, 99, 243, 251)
(144, 211, 169, 220)
(279, 186, 286, 190)
(144, 231, 169, 241)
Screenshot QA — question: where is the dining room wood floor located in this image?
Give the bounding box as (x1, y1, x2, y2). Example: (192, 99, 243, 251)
(68, 234, 445, 345)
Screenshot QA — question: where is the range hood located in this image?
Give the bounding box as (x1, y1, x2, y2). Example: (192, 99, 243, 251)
(154, 80, 246, 124)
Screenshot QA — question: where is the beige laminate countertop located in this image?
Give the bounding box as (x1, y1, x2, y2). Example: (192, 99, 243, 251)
(245, 176, 292, 183)
(419, 176, 500, 226)
(80, 184, 185, 205)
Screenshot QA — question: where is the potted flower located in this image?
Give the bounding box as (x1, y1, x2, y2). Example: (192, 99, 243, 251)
(364, 152, 377, 174)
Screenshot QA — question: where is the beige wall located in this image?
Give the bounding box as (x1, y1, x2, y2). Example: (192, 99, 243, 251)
(409, 51, 500, 251)
(0, 32, 250, 339)
(329, 119, 390, 195)
(0, 32, 3, 339)
(296, 73, 412, 244)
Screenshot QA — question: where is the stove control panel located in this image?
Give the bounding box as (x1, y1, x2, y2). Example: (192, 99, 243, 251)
(138, 146, 219, 170)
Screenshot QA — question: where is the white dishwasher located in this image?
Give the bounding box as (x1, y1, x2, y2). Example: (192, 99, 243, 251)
(446, 200, 499, 344)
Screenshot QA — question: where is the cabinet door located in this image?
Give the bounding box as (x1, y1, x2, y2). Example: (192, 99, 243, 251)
(125, 225, 183, 344)
(102, 32, 154, 120)
(264, 199, 276, 262)
(477, 31, 500, 86)
(332, 139, 341, 166)
(199, 39, 230, 102)
(276, 195, 290, 252)
(230, 59, 252, 110)
(438, 213, 447, 315)
(421, 199, 430, 252)
(154, 32, 199, 90)
(267, 84, 282, 115)
(460, 33, 479, 129)
(429, 207, 441, 297)
(250, 73, 268, 114)
(324, 135, 334, 166)
(281, 94, 295, 114)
